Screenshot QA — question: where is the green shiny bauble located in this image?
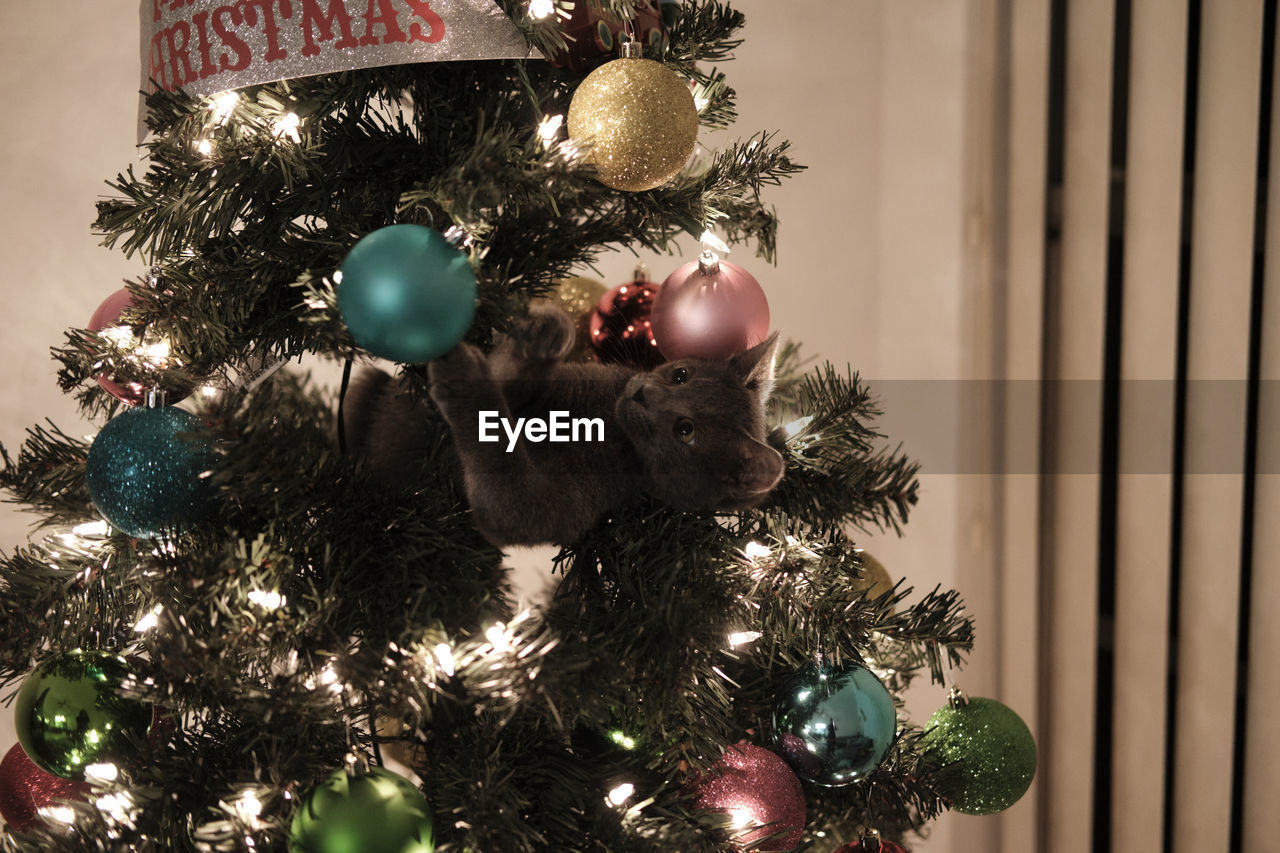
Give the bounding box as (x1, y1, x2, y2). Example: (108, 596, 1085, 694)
(921, 695, 1037, 815)
(85, 405, 216, 538)
(290, 767, 434, 853)
(773, 662, 897, 787)
(14, 651, 152, 779)
(337, 224, 477, 363)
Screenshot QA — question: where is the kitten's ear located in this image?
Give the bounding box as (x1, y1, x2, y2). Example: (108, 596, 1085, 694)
(725, 435, 785, 502)
(730, 332, 779, 401)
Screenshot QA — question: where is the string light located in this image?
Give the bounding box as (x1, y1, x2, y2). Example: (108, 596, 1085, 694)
(234, 791, 264, 821)
(433, 642, 456, 677)
(743, 541, 771, 561)
(727, 631, 761, 648)
(84, 762, 119, 782)
(608, 730, 637, 750)
(273, 112, 302, 143)
(784, 415, 814, 438)
(528, 0, 555, 19)
(537, 113, 564, 145)
(208, 91, 239, 124)
(606, 782, 635, 807)
(133, 604, 164, 633)
(247, 589, 286, 610)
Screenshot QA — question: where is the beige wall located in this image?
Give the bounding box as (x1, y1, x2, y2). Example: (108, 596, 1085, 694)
(0, 3, 993, 849)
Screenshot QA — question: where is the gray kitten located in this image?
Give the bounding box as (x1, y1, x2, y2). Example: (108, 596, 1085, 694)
(343, 306, 784, 546)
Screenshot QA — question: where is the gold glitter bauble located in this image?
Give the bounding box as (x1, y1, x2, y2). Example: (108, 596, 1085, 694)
(854, 550, 896, 602)
(534, 276, 608, 359)
(567, 57, 699, 192)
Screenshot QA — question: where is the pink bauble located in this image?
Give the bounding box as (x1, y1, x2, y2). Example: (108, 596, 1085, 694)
(650, 255, 770, 361)
(691, 742, 805, 851)
(88, 287, 191, 406)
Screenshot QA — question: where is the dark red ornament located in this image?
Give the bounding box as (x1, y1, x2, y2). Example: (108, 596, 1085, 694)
(88, 287, 193, 406)
(689, 742, 805, 852)
(834, 841, 909, 853)
(588, 267, 666, 369)
(546, 0, 669, 75)
(0, 744, 89, 832)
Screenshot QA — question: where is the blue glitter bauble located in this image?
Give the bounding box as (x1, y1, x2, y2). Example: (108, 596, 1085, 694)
(85, 406, 216, 538)
(337, 224, 477, 363)
(773, 662, 897, 786)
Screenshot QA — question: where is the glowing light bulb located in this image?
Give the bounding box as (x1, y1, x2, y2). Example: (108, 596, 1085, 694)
(274, 112, 301, 143)
(133, 604, 163, 633)
(744, 541, 771, 561)
(433, 643, 456, 677)
(728, 631, 762, 648)
(209, 91, 239, 124)
(528, 0, 555, 19)
(537, 113, 564, 145)
(606, 782, 634, 806)
(247, 589, 285, 610)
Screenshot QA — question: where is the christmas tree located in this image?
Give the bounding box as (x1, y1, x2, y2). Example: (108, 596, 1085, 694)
(0, 2, 1024, 851)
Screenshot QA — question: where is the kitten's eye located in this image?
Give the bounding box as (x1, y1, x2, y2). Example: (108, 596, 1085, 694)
(672, 367, 689, 384)
(674, 417, 695, 444)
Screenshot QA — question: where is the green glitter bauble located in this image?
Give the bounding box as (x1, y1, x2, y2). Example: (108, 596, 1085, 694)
(921, 696, 1037, 815)
(85, 405, 216, 538)
(14, 651, 152, 779)
(290, 767, 434, 853)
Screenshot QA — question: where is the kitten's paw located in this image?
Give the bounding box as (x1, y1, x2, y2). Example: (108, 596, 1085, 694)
(516, 304, 576, 362)
(428, 342, 489, 404)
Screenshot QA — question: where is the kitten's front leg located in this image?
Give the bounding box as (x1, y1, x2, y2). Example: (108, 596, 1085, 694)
(427, 343, 502, 443)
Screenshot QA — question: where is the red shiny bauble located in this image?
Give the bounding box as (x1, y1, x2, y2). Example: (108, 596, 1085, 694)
(588, 271, 666, 370)
(690, 742, 805, 852)
(545, 0, 668, 75)
(0, 744, 89, 832)
(650, 254, 771, 361)
(834, 840, 910, 853)
(88, 287, 192, 406)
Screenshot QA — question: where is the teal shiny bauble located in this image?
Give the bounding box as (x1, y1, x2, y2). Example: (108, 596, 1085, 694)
(290, 767, 434, 853)
(337, 224, 477, 363)
(921, 696, 1037, 815)
(85, 405, 216, 538)
(14, 651, 152, 779)
(773, 662, 897, 786)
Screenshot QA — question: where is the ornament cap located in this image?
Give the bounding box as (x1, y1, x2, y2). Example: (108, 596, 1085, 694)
(146, 387, 168, 409)
(619, 38, 643, 59)
(697, 249, 721, 275)
(948, 685, 970, 709)
(442, 224, 474, 251)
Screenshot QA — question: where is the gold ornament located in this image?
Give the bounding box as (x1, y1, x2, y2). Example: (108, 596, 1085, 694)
(854, 550, 896, 603)
(534, 276, 608, 359)
(567, 56, 699, 192)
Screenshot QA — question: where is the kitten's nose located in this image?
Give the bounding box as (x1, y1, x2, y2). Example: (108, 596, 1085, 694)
(631, 385, 645, 404)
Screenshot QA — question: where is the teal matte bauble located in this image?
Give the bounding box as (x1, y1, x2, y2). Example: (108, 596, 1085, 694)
(14, 651, 152, 779)
(773, 662, 897, 786)
(337, 224, 477, 363)
(290, 767, 434, 853)
(921, 694, 1037, 815)
(85, 405, 216, 538)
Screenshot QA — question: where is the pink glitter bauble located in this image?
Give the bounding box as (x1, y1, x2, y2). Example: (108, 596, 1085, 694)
(690, 742, 805, 851)
(0, 744, 89, 832)
(87, 287, 192, 406)
(650, 255, 770, 361)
